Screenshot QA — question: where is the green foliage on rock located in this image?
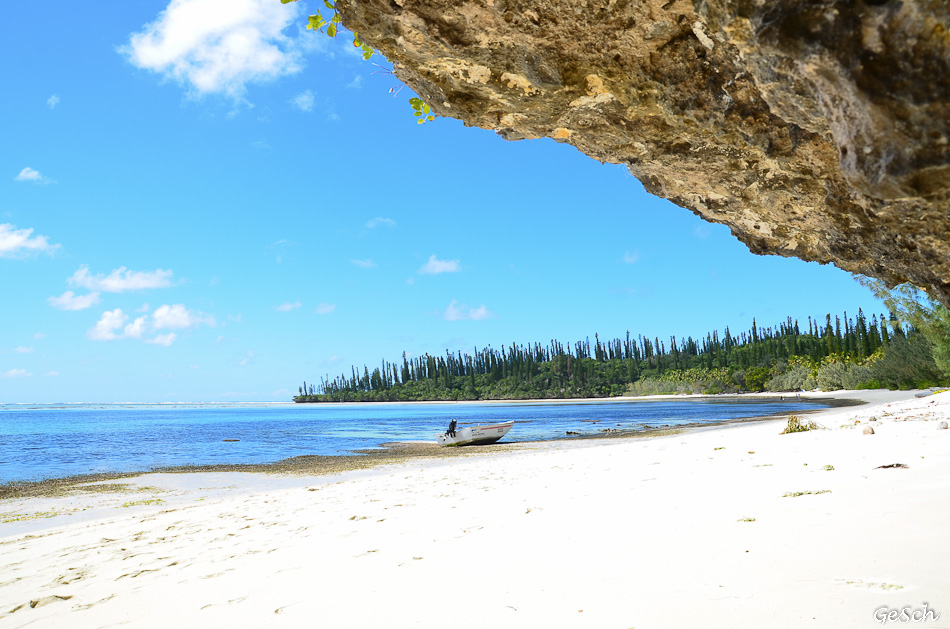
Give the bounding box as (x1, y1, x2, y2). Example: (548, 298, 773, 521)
(409, 98, 435, 124)
(282, 0, 437, 120)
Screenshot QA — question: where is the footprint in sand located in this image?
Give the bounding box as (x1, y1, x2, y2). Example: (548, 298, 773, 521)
(9, 594, 73, 614)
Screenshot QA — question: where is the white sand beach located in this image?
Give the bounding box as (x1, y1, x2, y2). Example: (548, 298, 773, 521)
(2, 390, 949, 628)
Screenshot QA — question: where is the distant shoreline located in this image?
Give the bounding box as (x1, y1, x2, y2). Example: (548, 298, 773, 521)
(0, 390, 894, 408)
(290, 389, 878, 407)
(0, 390, 903, 500)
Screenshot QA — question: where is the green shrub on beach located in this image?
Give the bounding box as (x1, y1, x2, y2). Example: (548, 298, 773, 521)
(767, 365, 815, 391)
(782, 415, 820, 434)
(858, 277, 950, 381)
(868, 332, 942, 389)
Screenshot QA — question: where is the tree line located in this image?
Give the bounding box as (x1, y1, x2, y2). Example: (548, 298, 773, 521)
(295, 306, 948, 403)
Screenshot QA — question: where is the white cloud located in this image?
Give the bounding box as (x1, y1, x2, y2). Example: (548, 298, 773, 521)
(290, 89, 314, 111)
(443, 300, 494, 321)
(351, 258, 377, 269)
(146, 333, 178, 346)
(14, 167, 56, 184)
(87, 304, 212, 343)
(365, 217, 396, 229)
(238, 350, 254, 366)
(622, 250, 640, 264)
(47, 94, 60, 109)
(0, 224, 59, 258)
(69, 265, 173, 292)
(88, 308, 130, 341)
(13, 346, 34, 354)
(33, 333, 45, 340)
(315, 303, 336, 315)
(346, 75, 363, 89)
(152, 304, 215, 329)
(276, 300, 302, 312)
(47, 370, 60, 377)
(121, 0, 306, 100)
(419, 254, 460, 275)
(468, 305, 493, 320)
(48, 290, 102, 311)
(1, 369, 31, 378)
(124, 316, 149, 339)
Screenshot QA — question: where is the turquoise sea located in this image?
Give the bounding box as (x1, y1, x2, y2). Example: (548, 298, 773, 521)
(0, 398, 830, 483)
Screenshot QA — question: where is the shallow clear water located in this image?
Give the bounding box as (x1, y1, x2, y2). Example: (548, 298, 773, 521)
(0, 398, 827, 482)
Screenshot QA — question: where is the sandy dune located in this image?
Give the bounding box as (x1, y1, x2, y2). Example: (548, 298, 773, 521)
(2, 390, 948, 628)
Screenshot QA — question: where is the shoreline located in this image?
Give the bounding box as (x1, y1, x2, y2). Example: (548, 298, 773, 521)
(0, 390, 881, 501)
(2, 388, 947, 627)
(289, 389, 869, 406)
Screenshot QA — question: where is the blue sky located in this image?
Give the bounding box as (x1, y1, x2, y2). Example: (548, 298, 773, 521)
(1, 0, 883, 402)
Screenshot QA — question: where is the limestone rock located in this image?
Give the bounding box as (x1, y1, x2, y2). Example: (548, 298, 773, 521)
(939, 420, 948, 430)
(339, 0, 950, 303)
(863, 425, 875, 435)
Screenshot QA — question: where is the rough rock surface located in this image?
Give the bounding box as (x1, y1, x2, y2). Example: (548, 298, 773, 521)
(338, 0, 950, 303)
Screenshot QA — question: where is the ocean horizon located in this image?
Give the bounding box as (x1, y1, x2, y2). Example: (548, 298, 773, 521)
(1, 397, 830, 483)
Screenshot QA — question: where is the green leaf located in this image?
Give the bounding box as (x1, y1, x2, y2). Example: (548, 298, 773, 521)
(331, 13, 341, 23)
(324, 0, 335, 8)
(427, 115, 435, 121)
(414, 111, 422, 116)
(422, 103, 431, 114)
(417, 118, 425, 124)
(408, 97, 423, 108)
(281, 0, 298, 4)
(353, 32, 362, 47)
(327, 23, 336, 37)
(362, 49, 373, 60)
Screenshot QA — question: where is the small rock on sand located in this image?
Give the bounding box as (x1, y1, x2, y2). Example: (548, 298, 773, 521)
(863, 426, 876, 435)
(939, 421, 948, 430)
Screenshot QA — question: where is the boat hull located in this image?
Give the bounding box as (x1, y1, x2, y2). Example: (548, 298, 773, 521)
(437, 421, 514, 447)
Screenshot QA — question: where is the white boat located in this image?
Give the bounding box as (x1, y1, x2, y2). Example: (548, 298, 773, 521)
(437, 420, 514, 447)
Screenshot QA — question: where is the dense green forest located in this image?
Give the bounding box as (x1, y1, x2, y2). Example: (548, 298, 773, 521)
(295, 307, 949, 403)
